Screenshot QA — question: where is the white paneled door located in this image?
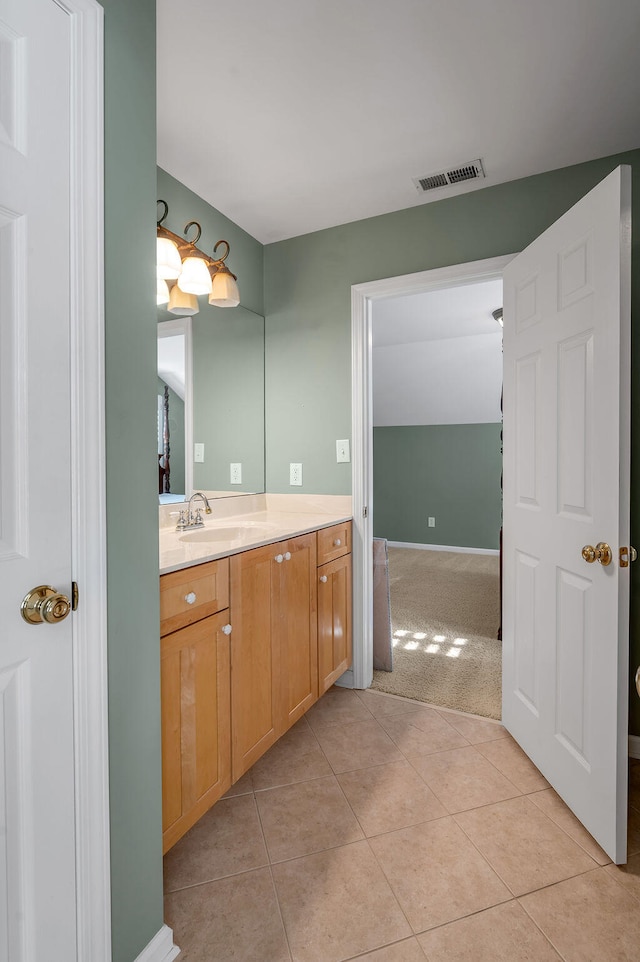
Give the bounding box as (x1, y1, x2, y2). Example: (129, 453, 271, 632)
(502, 167, 631, 864)
(0, 1, 105, 959)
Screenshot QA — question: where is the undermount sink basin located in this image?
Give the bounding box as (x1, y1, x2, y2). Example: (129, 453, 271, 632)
(179, 524, 276, 545)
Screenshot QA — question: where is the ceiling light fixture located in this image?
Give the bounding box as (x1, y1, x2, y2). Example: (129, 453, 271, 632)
(156, 199, 240, 311)
(492, 307, 503, 327)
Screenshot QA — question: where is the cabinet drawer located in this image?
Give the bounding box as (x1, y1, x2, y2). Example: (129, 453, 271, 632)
(160, 558, 230, 636)
(317, 521, 352, 566)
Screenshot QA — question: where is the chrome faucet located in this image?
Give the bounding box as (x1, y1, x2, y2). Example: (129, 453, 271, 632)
(175, 492, 213, 531)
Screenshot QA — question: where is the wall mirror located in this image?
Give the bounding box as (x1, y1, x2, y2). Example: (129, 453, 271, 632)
(157, 306, 265, 502)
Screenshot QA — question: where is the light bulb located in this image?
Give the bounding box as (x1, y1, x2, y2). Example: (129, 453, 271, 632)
(156, 277, 170, 305)
(177, 256, 213, 296)
(156, 237, 182, 280)
(208, 271, 240, 308)
(168, 284, 199, 316)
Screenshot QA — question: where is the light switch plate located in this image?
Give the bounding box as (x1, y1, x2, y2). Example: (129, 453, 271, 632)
(336, 439, 350, 463)
(428, 517, 436, 527)
(230, 462, 242, 484)
(290, 463, 303, 486)
(194, 443, 205, 463)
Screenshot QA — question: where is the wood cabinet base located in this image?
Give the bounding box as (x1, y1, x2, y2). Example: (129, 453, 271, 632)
(161, 611, 231, 854)
(160, 522, 352, 851)
(318, 553, 352, 695)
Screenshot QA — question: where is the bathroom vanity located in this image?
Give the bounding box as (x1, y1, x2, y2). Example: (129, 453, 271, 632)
(159, 500, 352, 852)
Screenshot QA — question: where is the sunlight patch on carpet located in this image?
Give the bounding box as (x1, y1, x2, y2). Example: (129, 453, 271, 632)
(371, 547, 502, 719)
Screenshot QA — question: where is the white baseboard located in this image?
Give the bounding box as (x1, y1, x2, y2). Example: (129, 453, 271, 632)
(387, 541, 500, 556)
(134, 925, 180, 962)
(629, 735, 640, 760)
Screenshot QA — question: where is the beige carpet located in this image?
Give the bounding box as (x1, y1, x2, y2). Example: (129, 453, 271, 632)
(371, 547, 502, 719)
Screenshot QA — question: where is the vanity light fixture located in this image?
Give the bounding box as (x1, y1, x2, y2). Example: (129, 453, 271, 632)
(156, 199, 240, 310)
(176, 221, 213, 296)
(208, 240, 240, 308)
(492, 307, 504, 327)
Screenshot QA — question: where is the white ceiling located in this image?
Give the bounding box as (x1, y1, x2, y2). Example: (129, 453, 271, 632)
(372, 279, 503, 424)
(373, 279, 503, 347)
(157, 0, 640, 244)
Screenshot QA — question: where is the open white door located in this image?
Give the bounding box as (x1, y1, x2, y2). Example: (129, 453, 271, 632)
(0, 0, 108, 959)
(502, 166, 631, 864)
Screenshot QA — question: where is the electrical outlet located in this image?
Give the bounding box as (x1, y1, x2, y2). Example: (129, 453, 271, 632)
(289, 462, 303, 486)
(230, 462, 242, 484)
(336, 439, 351, 463)
(194, 443, 205, 463)
(428, 516, 436, 527)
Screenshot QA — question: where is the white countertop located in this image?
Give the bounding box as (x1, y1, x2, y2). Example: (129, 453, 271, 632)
(159, 494, 352, 575)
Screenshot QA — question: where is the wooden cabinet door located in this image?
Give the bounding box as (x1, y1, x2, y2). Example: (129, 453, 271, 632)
(318, 553, 352, 694)
(274, 533, 318, 733)
(229, 544, 279, 781)
(161, 610, 231, 853)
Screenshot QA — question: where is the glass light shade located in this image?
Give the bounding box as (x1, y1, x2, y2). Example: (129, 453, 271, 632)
(168, 284, 199, 316)
(177, 256, 213, 296)
(156, 236, 182, 280)
(156, 277, 170, 305)
(208, 271, 240, 308)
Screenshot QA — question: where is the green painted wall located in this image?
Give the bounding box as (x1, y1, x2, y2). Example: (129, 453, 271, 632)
(192, 307, 265, 493)
(264, 148, 640, 735)
(158, 378, 185, 495)
(373, 424, 502, 550)
(101, 1, 163, 960)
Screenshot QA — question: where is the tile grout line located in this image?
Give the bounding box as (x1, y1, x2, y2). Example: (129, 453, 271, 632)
(361, 834, 418, 941)
(601, 859, 640, 905)
(401, 744, 523, 815)
(341, 934, 428, 961)
(527, 792, 612, 866)
(265, 862, 295, 962)
(451, 800, 603, 899)
(516, 883, 584, 962)
(164, 860, 270, 897)
(251, 776, 297, 961)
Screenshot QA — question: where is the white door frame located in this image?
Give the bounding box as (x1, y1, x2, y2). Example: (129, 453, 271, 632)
(350, 254, 515, 689)
(158, 315, 194, 498)
(59, 1, 111, 957)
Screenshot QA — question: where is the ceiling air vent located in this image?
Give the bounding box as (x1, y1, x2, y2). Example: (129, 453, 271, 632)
(413, 158, 485, 193)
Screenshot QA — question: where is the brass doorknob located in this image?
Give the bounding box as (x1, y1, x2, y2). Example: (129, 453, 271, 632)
(21, 585, 71, 625)
(581, 543, 612, 566)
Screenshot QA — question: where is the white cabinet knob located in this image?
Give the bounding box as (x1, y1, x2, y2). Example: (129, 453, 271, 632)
(334, 538, 341, 546)
(184, 591, 197, 605)
(319, 575, 328, 583)
(275, 554, 284, 564)
(284, 551, 291, 561)
(221, 624, 232, 636)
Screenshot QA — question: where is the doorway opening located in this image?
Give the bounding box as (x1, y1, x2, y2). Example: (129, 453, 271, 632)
(349, 254, 514, 710)
(369, 278, 503, 718)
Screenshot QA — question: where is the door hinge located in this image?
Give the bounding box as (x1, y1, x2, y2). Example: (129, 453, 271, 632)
(362, 506, 368, 518)
(71, 581, 79, 611)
